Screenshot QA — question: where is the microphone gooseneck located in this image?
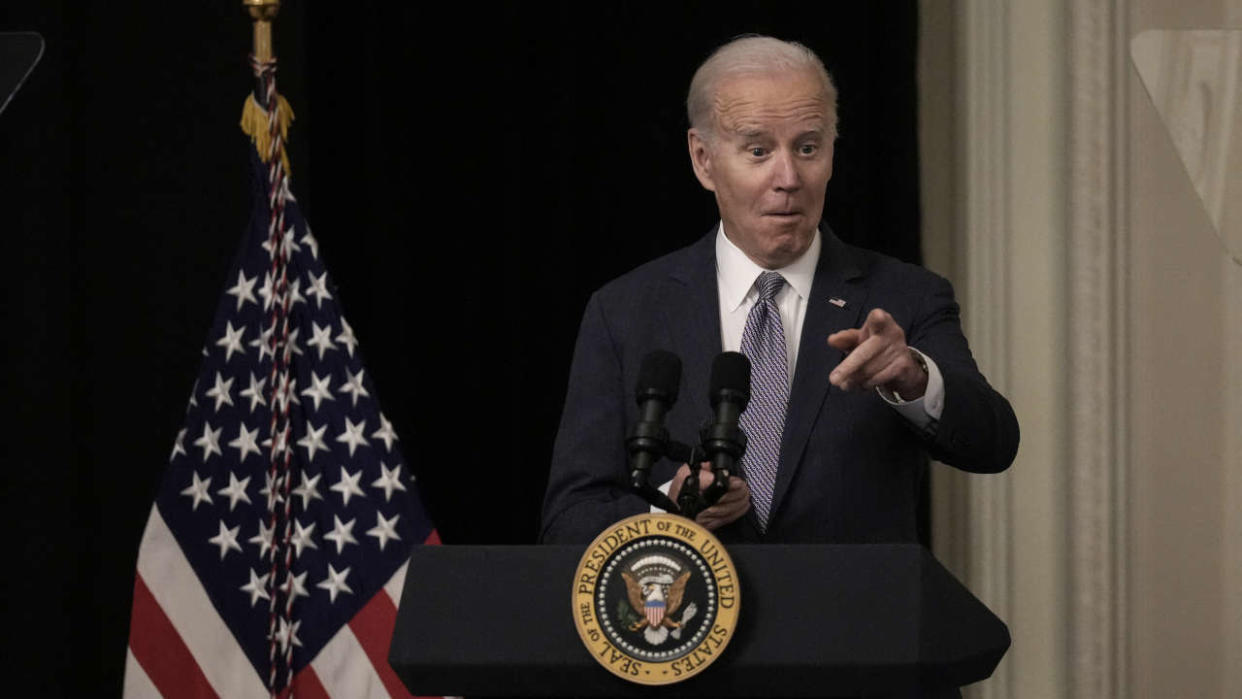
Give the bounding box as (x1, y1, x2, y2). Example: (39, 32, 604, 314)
(680, 352, 751, 517)
(626, 351, 681, 493)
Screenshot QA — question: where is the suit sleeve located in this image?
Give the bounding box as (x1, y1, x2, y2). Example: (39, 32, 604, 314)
(906, 273, 1020, 473)
(539, 292, 650, 543)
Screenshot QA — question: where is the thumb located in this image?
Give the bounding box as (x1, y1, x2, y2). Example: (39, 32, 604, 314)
(860, 308, 892, 341)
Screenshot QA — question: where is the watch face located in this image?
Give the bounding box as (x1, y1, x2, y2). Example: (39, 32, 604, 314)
(909, 348, 928, 373)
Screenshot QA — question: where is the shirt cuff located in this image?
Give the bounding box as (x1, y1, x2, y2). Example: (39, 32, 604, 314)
(651, 478, 673, 514)
(876, 347, 944, 434)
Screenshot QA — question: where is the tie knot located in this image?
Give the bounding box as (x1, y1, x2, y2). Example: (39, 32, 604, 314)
(755, 271, 786, 301)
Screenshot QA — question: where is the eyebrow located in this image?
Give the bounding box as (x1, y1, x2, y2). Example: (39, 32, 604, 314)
(734, 128, 769, 140)
(731, 126, 826, 141)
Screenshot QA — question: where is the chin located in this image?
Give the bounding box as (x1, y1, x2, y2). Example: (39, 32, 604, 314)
(757, 245, 801, 269)
(760, 233, 812, 266)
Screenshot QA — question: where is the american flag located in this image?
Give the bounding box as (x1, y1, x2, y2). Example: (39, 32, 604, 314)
(124, 69, 437, 698)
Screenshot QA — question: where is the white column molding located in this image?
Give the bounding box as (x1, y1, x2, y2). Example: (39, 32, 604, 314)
(1066, 0, 1130, 697)
(932, 1, 1014, 698)
(1225, 257, 1242, 699)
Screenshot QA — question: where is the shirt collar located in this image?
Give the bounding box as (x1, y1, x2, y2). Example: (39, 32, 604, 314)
(715, 221, 822, 312)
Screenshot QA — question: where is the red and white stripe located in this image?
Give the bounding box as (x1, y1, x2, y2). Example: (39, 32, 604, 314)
(645, 602, 666, 628)
(124, 506, 441, 698)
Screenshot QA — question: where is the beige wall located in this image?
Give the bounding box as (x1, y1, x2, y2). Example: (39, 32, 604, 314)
(1128, 3, 1242, 696)
(921, 0, 1242, 697)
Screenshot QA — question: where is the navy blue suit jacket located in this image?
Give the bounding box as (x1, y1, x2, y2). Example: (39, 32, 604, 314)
(540, 227, 1018, 545)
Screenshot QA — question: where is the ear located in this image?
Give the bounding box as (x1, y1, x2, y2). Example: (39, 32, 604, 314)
(687, 128, 717, 192)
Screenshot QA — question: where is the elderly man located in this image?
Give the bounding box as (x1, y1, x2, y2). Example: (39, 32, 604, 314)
(540, 36, 1017, 545)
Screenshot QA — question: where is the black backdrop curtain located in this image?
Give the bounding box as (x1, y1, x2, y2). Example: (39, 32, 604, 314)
(2, 1, 919, 693)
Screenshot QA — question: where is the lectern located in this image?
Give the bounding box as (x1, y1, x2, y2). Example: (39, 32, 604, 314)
(390, 544, 1007, 697)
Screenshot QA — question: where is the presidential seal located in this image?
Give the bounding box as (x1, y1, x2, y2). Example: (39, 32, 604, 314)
(571, 513, 740, 685)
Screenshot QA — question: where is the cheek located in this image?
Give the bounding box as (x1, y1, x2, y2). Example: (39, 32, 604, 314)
(726, 177, 768, 211)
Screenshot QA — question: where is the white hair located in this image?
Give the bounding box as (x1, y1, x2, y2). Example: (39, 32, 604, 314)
(686, 35, 838, 140)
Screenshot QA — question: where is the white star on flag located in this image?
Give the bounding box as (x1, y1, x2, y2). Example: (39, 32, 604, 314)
(335, 317, 358, 357)
(330, 466, 365, 505)
(372, 413, 398, 451)
(300, 227, 319, 259)
(292, 471, 324, 509)
(273, 373, 300, 413)
(306, 271, 333, 309)
(286, 277, 306, 307)
(259, 471, 285, 508)
(317, 564, 352, 603)
(261, 427, 289, 461)
(193, 422, 223, 462)
(372, 462, 408, 502)
(296, 421, 329, 462)
(301, 371, 334, 411)
(323, 515, 359, 554)
(169, 427, 188, 461)
(306, 321, 336, 360)
(339, 368, 370, 407)
(284, 326, 304, 358)
(336, 416, 369, 456)
(280, 570, 311, 602)
(216, 471, 253, 511)
(208, 520, 243, 560)
(367, 511, 402, 552)
(239, 372, 267, 412)
(180, 471, 214, 511)
(215, 321, 246, 362)
(272, 617, 302, 653)
(225, 270, 258, 311)
(248, 518, 274, 558)
(205, 372, 235, 412)
(257, 271, 275, 311)
(291, 519, 318, 556)
(240, 568, 271, 607)
(249, 325, 274, 361)
(228, 424, 262, 462)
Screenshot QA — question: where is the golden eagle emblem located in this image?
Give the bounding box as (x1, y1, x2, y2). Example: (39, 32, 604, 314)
(620, 555, 698, 645)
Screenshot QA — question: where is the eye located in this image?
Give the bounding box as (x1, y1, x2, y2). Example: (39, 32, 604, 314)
(748, 147, 766, 157)
(799, 143, 819, 155)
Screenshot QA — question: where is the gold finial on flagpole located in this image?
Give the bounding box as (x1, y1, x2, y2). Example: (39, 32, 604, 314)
(239, 0, 292, 173)
(244, 0, 281, 63)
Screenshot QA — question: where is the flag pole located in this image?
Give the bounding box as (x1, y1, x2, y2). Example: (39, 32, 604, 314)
(240, 0, 293, 177)
(245, 0, 280, 64)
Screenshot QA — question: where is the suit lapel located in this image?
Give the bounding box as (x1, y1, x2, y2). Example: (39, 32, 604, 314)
(767, 230, 867, 525)
(662, 230, 721, 395)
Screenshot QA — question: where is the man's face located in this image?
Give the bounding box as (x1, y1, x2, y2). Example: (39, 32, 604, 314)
(688, 69, 834, 269)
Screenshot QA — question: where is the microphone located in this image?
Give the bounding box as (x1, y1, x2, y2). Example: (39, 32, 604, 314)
(701, 351, 751, 485)
(680, 352, 751, 516)
(626, 351, 682, 492)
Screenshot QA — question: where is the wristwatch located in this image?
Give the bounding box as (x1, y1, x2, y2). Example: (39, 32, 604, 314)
(890, 348, 928, 403)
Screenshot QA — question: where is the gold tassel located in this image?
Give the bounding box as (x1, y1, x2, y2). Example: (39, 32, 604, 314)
(239, 93, 295, 176)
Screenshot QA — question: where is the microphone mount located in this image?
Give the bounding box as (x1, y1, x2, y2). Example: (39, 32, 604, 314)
(627, 352, 751, 520)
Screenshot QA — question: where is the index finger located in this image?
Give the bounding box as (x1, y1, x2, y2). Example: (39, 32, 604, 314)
(828, 328, 862, 353)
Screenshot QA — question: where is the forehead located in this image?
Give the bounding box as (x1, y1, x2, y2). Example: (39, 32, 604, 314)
(711, 69, 828, 136)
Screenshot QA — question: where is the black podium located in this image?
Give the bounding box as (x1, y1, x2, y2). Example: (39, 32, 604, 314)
(389, 544, 1008, 697)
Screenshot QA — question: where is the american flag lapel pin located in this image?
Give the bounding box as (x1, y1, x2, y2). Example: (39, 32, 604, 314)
(829, 297, 847, 308)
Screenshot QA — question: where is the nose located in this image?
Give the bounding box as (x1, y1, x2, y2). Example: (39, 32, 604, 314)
(771, 149, 801, 191)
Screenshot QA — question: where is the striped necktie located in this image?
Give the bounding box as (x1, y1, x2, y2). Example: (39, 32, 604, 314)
(737, 271, 789, 530)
